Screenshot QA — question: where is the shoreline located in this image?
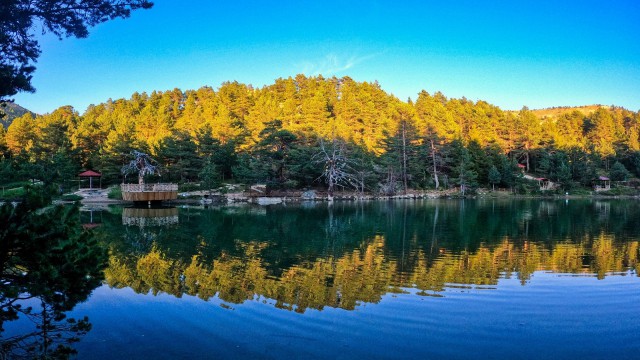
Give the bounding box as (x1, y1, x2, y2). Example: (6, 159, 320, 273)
(75, 189, 640, 206)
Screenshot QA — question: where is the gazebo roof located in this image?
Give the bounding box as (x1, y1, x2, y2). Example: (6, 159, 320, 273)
(78, 170, 102, 177)
(598, 176, 610, 181)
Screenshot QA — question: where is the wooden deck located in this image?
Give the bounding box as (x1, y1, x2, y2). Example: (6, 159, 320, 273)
(121, 183, 178, 202)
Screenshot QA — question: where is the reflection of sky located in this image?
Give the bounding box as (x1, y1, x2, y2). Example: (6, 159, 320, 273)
(65, 273, 640, 359)
(14, 1, 640, 114)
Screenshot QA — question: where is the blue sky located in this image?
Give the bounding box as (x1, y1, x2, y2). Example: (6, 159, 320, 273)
(14, 0, 640, 114)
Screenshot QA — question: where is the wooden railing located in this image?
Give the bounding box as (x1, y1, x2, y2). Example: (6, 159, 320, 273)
(121, 183, 178, 192)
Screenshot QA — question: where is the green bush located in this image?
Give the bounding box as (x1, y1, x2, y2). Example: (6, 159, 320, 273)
(515, 179, 540, 195)
(598, 187, 640, 196)
(108, 186, 122, 199)
(178, 183, 200, 192)
(0, 181, 30, 189)
(0, 186, 26, 200)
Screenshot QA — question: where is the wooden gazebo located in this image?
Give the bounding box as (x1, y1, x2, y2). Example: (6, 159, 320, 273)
(536, 177, 554, 191)
(78, 170, 102, 189)
(594, 176, 611, 191)
(120, 151, 177, 205)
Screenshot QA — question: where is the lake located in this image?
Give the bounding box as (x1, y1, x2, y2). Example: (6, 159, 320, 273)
(2, 199, 639, 359)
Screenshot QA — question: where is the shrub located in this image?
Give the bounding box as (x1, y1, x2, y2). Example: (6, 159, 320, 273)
(0, 186, 25, 200)
(178, 183, 200, 192)
(108, 186, 122, 199)
(610, 161, 631, 181)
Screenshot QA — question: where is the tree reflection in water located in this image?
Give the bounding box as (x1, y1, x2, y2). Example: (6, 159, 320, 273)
(0, 190, 106, 359)
(100, 200, 640, 313)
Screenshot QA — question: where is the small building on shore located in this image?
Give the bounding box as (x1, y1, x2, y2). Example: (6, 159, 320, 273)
(536, 177, 554, 191)
(120, 151, 178, 206)
(121, 183, 178, 204)
(593, 176, 611, 191)
(78, 170, 102, 189)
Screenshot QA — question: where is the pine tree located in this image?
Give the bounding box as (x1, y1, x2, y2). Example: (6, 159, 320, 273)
(450, 141, 478, 195)
(199, 157, 221, 193)
(488, 165, 501, 191)
(155, 131, 199, 183)
(557, 162, 573, 190)
(610, 161, 630, 181)
(5, 112, 36, 155)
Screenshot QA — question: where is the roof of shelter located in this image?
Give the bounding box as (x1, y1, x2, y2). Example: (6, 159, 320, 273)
(78, 170, 102, 177)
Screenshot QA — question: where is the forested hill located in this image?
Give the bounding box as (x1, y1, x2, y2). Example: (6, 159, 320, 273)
(1, 75, 639, 194)
(0, 102, 34, 128)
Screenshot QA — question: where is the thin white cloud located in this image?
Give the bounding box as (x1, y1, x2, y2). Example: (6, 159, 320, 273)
(297, 53, 377, 76)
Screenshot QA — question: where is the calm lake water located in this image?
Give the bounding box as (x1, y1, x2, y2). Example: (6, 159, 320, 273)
(3, 199, 640, 359)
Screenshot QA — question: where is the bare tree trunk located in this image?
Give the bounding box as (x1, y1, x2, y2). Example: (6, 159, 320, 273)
(328, 172, 334, 201)
(316, 138, 354, 201)
(459, 165, 466, 196)
(430, 138, 439, 189)
(401, 121, 408, 194)
(387, 167, 396, 196)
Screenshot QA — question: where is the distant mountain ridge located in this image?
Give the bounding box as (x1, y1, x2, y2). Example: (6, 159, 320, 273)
(1, 102, 35, 128)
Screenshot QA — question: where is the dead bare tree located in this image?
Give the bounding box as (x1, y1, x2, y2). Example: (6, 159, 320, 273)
(121, 150, 160, 184)
(430, 138, 440, 189)
(313, 138, 358, 201)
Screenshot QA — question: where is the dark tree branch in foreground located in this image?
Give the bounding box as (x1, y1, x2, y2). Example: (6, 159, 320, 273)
(0, 0, 153, 104)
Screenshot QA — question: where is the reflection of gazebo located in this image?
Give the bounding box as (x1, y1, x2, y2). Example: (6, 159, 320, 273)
(594, 176, 611, 191)
(81, 207, 103, 229)
(78, 170, 102, 189)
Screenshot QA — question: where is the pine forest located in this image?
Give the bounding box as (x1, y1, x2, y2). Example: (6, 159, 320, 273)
(2, 75, 640, 197)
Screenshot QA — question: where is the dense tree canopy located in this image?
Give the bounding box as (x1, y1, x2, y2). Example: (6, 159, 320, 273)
(1, 75, 639, 195)
(0, 0, 153, 103)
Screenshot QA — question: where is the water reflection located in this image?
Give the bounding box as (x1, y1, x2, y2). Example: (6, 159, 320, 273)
(0, 202, 106, 359)
(122, 207, 179, 227)
(94, 200, 640, 312)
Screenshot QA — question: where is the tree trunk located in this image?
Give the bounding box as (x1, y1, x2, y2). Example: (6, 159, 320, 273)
(401, 121, 408, 194)
(328, 173, 334, 201)
(430, 139, 439, 189)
